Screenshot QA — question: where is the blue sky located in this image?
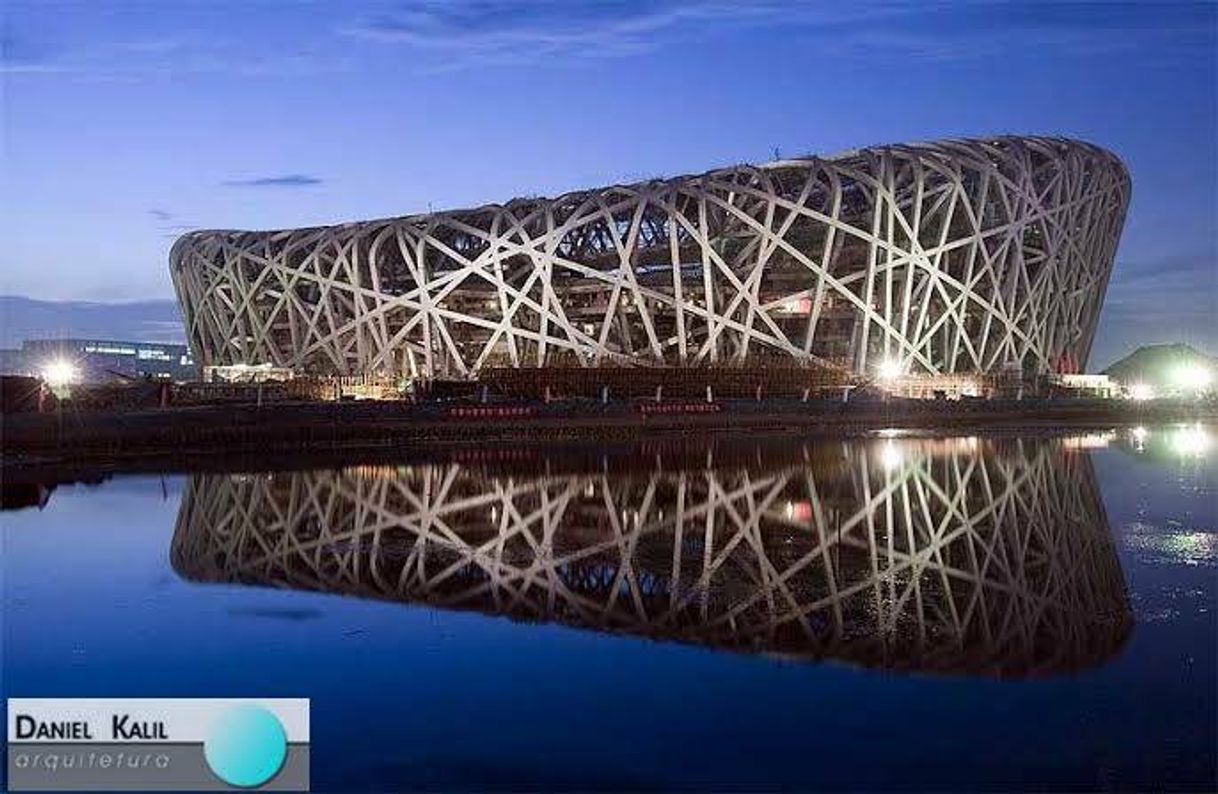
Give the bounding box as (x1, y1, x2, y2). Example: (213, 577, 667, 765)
(1, 0, 1214, 367)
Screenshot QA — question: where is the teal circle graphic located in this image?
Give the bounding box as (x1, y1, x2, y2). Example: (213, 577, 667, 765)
(203, 705, 287, 788)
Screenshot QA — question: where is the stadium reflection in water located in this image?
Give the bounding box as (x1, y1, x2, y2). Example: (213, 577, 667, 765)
(171, 436, 1131, 678)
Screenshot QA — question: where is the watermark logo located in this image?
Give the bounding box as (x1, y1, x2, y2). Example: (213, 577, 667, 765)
(7, 698, 309, 791)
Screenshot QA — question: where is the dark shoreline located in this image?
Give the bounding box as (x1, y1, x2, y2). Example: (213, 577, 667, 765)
(3, 397, 1213, 482)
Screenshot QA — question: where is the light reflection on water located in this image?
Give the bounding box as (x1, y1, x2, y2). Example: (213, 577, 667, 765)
(1120, 422, 1213, 461)
(1124, 523, 1217, 568)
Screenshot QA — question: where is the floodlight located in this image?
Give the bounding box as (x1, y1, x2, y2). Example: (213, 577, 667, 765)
(1171, 364, 1213, 392)
(43, 359, 77, 388)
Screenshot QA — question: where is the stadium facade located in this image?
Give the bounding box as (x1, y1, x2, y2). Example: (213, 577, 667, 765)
(170, 136, 1129, 383)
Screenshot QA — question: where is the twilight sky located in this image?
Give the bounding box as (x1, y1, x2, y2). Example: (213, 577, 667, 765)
(1, 0, 1215, 368)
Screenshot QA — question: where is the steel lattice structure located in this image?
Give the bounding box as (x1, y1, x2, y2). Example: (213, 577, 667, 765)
(171, 136, 1129, 379)
(172, 437, 1131, 676)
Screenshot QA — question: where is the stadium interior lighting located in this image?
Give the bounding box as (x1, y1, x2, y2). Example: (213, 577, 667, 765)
(1128, 382, 1155, 401)
(42, 359, 77, 388)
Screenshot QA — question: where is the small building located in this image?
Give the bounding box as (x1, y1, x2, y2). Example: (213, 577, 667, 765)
(1101, 343, 1217, 398)
(1048, 373, 1119, 398)
(1, 338, 197, 383)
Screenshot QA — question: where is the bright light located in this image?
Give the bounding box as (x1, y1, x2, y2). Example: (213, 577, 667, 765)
(1170, 424, 1211, 458)
(1128, 382, 1155, 401)
(1062, 432, 1115, 450)
(42, 359, 77, 388)
(879, 441, 903, 472)
(778, 297, 812, 315)
(877, 359, 903, 381)
(784, 501, 813, 522)
(1131, 426, 1148, 442)
(1171, 364, 1214, 392)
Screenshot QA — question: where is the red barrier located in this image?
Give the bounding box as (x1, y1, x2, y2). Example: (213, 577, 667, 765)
(448, 447, 538, 463)
(447, 405, 536, 419)
(637, 402, 722, 415)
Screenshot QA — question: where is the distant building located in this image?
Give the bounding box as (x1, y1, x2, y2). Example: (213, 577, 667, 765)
(1102, 343, 1217, 398)
(0, 338, 197, 382)
(1049, 373, 1119, 399)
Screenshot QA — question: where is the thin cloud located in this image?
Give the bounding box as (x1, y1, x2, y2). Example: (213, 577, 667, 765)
(149, 209, 198, 239)
(339, 0, 1216, 71)
(0, 28, 68, 73)
(338, 2, 909, 69)
(222, 174, 325, 188)
(10, 2, 1210, 79)
(1092, 251, 1218, 365)
(1104, 254, 1217, 313)
(1, 27, 348, 79)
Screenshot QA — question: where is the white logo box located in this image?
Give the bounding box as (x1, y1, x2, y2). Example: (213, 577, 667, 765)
(8, 698, 310, 744)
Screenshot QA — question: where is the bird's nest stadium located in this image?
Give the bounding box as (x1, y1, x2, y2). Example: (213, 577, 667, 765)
(170, 136, 1129, 394)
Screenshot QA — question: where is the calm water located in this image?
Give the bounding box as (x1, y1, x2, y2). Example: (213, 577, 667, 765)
(3, 428, 1215, 792)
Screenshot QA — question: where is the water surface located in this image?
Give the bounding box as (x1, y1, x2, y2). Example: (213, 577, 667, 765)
(3, 428, 1215, 791)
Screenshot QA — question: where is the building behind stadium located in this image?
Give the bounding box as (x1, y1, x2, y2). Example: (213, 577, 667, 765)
(0, 338, 196, 383)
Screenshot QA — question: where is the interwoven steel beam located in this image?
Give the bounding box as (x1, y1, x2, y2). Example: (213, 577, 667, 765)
(170, 136, 1130, 379)
(172, 437, 1131, 677)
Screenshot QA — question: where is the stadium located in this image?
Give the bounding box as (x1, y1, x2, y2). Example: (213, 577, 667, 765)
(170, 136, 1129, 395)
